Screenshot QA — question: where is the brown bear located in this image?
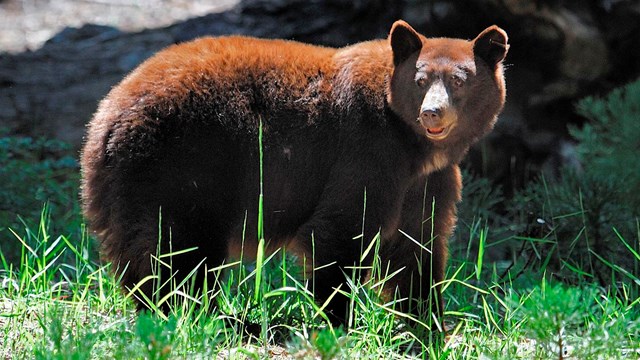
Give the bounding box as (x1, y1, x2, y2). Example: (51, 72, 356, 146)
(81, 20, 508, 327)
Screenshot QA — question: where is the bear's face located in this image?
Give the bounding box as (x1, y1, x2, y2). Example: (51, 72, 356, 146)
(387, 21, 508, 149)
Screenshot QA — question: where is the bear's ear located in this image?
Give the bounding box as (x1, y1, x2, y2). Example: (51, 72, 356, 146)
(389, 20, 423, 66)
(473, 25, 509, 68)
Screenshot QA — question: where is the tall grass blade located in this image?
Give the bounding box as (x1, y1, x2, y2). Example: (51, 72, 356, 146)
(254, 116, 265, 302)
(613, 227, 640, 261)
(476, 227, 486, 281)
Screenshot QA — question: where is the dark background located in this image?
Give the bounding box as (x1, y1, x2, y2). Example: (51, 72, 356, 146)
(1, 0, 639, 196)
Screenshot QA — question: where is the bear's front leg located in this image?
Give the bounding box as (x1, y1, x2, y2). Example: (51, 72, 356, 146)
(291, 164, 408, 325)
(377, 165, 462, 331)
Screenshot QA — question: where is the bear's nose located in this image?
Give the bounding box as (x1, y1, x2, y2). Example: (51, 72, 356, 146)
(420, 108, 441, 122)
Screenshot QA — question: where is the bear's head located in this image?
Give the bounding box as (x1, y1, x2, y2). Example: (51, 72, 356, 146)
(387, 20, 508, 154)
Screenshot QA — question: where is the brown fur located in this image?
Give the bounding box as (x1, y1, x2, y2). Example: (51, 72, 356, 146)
(81, 20, 508, 326)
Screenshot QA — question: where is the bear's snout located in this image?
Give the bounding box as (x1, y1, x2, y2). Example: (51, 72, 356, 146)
(418, 106, 457, 140)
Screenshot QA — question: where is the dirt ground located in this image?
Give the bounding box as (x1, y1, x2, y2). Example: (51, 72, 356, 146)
(0, 0, 239, 53)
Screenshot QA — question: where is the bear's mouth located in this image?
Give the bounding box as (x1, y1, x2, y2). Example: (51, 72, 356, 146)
(426, 126, 451, 140)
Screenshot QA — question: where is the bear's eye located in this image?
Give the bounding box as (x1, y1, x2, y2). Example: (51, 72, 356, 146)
(450, 75, 464, 89)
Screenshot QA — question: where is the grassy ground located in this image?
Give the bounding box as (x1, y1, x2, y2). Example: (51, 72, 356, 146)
(1, 208, 638, 359)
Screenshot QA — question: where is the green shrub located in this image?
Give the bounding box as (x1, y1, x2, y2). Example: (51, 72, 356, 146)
(0, 129, 81, 263)
(574, 80, 640, 211)
(511, 79, 640, 285)
(510, 280, 639, 359)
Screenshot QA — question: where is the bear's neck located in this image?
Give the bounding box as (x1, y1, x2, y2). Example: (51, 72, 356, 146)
(382, 106, 471, 177)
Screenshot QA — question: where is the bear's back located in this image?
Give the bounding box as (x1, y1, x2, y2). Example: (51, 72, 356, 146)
(113, 36, 339, 111)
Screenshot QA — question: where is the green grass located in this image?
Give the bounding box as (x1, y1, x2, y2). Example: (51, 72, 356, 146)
(1, 209, 638, 359)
